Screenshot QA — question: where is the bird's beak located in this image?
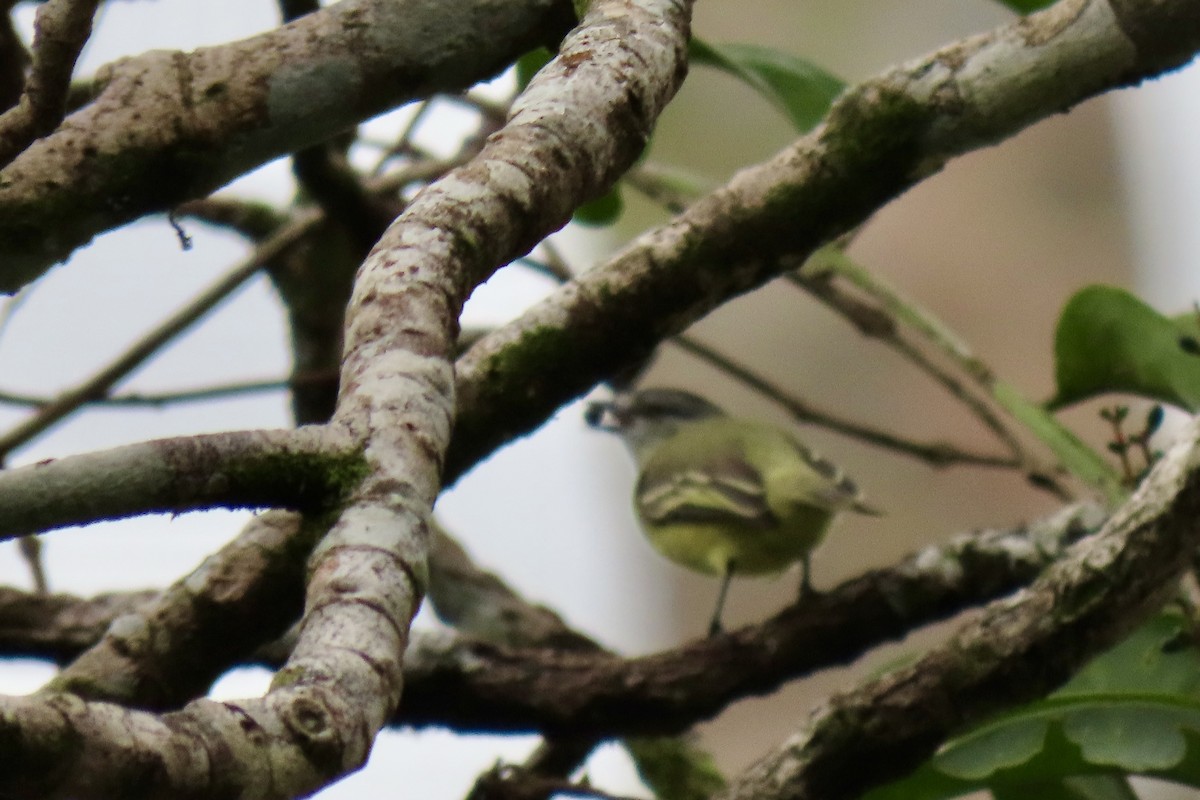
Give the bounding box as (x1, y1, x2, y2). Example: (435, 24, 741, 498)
(584, 397, 627, 431)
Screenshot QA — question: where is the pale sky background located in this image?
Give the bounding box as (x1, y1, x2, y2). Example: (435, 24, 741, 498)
(0, 2, 1198, 798)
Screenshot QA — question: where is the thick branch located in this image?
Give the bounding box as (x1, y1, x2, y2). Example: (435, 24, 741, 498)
(0, 0, 100, 167)
(397, 505, 1100, 734)
(0, 428, 359, 539)
(449, 0, 1200, 483)
(298, 0, 693, 786)
(0, 4, 697, 798)
(0, 504, 1099, 732)
(0, 586, 157, 663)
(48, 511, 323, 707)
(0, 0, 577, 291)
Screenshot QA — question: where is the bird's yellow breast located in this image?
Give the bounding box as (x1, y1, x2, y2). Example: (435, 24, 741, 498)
(633, 418, 839, 576)
(638, 508, 834, 575)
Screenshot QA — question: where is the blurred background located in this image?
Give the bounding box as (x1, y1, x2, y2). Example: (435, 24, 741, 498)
(0, 0, 1195, 796)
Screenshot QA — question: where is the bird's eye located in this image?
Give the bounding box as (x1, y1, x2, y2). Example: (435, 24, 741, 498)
(583, 402, 607, 426)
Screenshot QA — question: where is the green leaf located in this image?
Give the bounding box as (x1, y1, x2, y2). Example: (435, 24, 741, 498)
(1063, 706, 1189, 771)
(865, 613, 1200, 800)
(991, 0, 1058, 11)
(625, 736, 727, 800)
(1144, 405, 1165, 436)
(515, 47, 553, 91)
(1049, 285, 1200, 412)
(689, 38, 845, 133)
(573, 186, 623, 226)
(1058, 613, 1200, 698)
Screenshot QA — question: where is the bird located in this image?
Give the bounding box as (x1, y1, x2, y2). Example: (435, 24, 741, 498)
(586, 387, 880, 635)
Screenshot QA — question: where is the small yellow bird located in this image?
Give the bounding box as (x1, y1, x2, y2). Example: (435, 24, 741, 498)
(586, 388, 880, 635)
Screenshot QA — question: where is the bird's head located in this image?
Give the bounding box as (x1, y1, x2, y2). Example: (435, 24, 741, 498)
(586, 388, 725, 457)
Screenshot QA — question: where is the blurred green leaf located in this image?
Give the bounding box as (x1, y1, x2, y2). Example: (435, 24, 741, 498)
(625, 736, 727, 800)
(1049, 285, 1200, 411)
(515, 47, 553, 90)
(934, 717, 1048, 780)
(865, 613, 1200, 800)
(689, 38, 845, 133)
(991, 0, 1058, 11)
(573, 186, 624, 226)
(1061, 614, 1200, 698)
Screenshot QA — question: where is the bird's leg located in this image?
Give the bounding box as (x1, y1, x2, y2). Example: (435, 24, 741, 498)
(797, 553, 814, 599)
(709, 560, 736, 636)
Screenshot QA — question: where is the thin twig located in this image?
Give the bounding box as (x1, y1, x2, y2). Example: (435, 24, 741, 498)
(0, 285, 32, 351)
(0, 211, 324, 460)
(623, 161, 713, 214)
(792, 266, 1025, 454)
(454, 90, 512, 126)
(16, 534, 47, 594)
(0, 155, 462, 456)
(527, 238, 1012, 469)
(671, 335, 1017, 470)
(371, 154, 470, 195)
(0, 371, 338, 409)
(530, 239, 574, 282)
(176, 155, 460, 245)
(793, 247, 1121, 502)
(370, 100, 434, 176)
(173, 196, 288, 241)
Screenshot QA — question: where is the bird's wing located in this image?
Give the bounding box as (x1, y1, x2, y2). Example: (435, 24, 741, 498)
(636, 454, 777, 528)
(776, 436, 882, 516)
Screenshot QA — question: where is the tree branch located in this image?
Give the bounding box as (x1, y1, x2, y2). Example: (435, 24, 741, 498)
(0, 3, 694, 796)
(47, 511, 322, 707)
(0, 585, 157, 663)
(0, 0, 578, 291)
(0, 427, 360, 540)
(449, 0, 1200, 485)
(174, 196, 288, 241)
(669, 333, 1019, 470)
(0, 503, 1105, 733)
(396, 503, 1102, 734)
(0, 371, 337, 409)
(720, 417, 1200, 800)
(0, 210, 324, 459)
(0, 0, 100, 167)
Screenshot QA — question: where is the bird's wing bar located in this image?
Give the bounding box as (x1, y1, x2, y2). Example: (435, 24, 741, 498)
(637, 456, 776, 527)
